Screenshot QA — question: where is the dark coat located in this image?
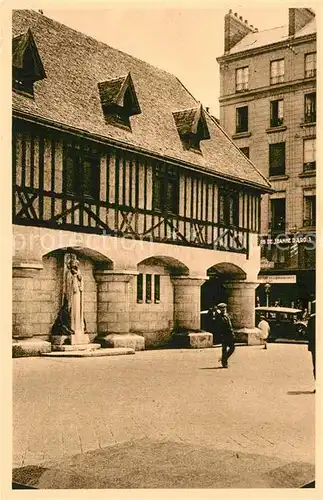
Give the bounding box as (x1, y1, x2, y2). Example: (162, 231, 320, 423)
(217, 313, 235, 343)
(307, 313, 316, 353)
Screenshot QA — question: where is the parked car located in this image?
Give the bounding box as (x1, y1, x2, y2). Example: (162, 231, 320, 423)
(255, 306, 308, 340)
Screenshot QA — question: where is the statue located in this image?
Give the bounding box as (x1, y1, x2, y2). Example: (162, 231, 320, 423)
(64, 256, 85, 343)
(51, 253, 88, 345)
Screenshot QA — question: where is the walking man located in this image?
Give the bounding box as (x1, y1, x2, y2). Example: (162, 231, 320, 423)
(216, 303, 235, 368)
(257, 314, 270, 349)
(307, 309, 316, 391)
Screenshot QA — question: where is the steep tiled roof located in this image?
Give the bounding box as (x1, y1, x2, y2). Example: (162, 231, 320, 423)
(12, 9, 271, 191)
(229, 18, 316, 55)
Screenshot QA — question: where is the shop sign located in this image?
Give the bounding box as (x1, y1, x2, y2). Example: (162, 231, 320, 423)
(258, 275, 297, 284)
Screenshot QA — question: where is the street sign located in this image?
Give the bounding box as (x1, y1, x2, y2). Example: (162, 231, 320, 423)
(258, 275, 297, 284)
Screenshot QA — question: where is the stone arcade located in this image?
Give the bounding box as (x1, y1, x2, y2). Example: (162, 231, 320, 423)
(12, 10, 272, 356)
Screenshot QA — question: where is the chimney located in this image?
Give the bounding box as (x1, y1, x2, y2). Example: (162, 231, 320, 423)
(224, 10, 257, 52)
(289, 8, 315, 36)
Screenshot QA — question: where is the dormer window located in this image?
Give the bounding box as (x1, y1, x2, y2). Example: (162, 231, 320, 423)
(12, 29, 46, 96)
(173, 104, 210, 153)
(98, 73, 141, 130)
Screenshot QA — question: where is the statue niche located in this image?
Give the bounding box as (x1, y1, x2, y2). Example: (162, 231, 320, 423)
(51, 253, 89, 346)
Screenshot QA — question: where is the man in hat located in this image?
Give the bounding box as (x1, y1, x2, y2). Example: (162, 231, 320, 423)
(216, 303, 235, 368)
(307, 301, 316, 392)
(257, 314, 270, 349)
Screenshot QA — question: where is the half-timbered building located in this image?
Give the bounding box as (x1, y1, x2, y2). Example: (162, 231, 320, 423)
(12, 10, 272, 355)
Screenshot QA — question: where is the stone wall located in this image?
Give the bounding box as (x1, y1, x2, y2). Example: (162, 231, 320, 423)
(129, 264, 174, 347)
(12, 253, 98, 341)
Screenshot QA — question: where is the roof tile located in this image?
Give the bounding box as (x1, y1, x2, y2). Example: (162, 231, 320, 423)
(12, 9, 271, 190)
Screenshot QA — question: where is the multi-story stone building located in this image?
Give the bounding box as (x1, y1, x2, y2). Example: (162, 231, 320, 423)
(217, 8, 316, 309)
(12, 10, 271, 356)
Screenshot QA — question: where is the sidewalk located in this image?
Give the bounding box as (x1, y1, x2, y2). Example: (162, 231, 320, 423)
(12, 344, 315, 488)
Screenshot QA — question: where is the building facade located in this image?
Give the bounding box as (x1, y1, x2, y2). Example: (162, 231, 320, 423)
(217, 8, 316, 309)
(12, 10, 271, 356)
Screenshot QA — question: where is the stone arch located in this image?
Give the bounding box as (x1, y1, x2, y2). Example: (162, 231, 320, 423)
(201, 262, 246, 314)
(207, 262, 247, 280)
(130, 255, 189, 348)
(43, 246, 113, 268)
(137, 255, 189, 275)
(39, 247, 114, 342)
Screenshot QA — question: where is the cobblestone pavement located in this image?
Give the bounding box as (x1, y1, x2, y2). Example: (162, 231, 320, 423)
(12, 344, 315, 488)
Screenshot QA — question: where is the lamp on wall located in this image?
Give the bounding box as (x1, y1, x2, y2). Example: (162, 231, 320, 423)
(264, 283, 271, 307)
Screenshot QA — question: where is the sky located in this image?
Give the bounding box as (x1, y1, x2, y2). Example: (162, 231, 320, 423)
(39, 1, 297, 118)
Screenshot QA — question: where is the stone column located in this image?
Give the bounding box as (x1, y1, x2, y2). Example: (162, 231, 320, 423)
(224, 280, 262, 345)
(12, 262, 51, 356)
(95, 270, 145, 350)
(171, 276, 212, 348)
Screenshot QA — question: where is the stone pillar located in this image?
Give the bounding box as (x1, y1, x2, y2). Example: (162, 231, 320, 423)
(171, 276, 212, 348)
(12, 262, 51, 356)
(95, 270, 145, 351)
(224, 280, 262, 345)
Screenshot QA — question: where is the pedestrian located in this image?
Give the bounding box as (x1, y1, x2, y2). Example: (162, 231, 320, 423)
(216, 303, 235, 368)
(257, 314, 270, 349)
(302, 308, 309, 321)
(306, 310, 316, 392)
(206, 305, 218, 344)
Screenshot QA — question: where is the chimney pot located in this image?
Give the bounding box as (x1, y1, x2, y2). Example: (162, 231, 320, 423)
(239, 16, 243, 21)
(234, 12, 238, 17)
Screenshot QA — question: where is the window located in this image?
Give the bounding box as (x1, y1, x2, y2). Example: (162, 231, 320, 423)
(270, 59, 284, 85)
(154, 275, 160, 303)
(271, 245, 290, 267)
(303, 195, 316, 227)
(270, 198, 285, 231)
(236, 106, 248, 133)
(239, 147, 249, 158)
(98, 73, 141, 130)
(270, 100, 284, 127)
(146, 274, 152, 302)
(269, 143, 285, 176)
(153, 164, 179, 214)
(298, 243, 316, 269)
(304, 93, 316, 123)
(12, 30, 46, 96)
(137, 274, 143, 302)
(219, 188, 239, 226)
(303, 138, 316, 172)
(64, 144, 100, 199)
(173, 105, 210, 153)
(305, 53, 316, 78)
(137, 273, 160, 303)
(236, 67, 249, 92)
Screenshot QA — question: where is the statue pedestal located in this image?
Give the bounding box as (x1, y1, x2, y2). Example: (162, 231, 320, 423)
(51, 333, 99, 352)
(51, 343, 101, 352)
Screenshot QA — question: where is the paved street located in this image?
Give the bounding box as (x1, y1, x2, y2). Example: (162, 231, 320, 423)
(13, 344, 315, 488)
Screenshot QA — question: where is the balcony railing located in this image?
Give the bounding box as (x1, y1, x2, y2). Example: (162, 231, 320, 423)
(303, 218, 316, 227)
(270, 117, 284, 128)
(304, 112, 316, 124)
(305, 69, 316, 78)
(236, 82, 248, 92)
(303, 162, 316, 173)
(13, 184, 250, 255)
(270, 75, 284, 85)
